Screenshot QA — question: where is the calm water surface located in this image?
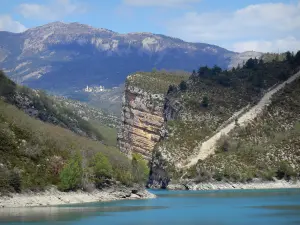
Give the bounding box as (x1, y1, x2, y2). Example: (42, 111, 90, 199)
(1, 189, 300, 225)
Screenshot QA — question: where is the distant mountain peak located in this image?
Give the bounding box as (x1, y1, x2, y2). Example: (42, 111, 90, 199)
(24, 21, 116, 35)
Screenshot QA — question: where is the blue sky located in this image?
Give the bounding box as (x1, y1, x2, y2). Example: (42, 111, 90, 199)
(0, 0, 299, 52)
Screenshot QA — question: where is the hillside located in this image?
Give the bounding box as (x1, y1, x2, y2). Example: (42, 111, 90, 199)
(0, 97, 149, 194)
(0, 74, 151, 195)
(118, 50, 300, 188)
(0, 71, 120, 144)
(183, 73, 300, 184)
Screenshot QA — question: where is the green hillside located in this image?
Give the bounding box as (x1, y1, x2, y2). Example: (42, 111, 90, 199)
(0, 72, 148, 193)
(150, 51, 300, 184)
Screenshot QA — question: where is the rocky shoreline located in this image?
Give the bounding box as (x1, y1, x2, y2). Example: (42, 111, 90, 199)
(0, 186, 156, 208)
(167, 179, 300, 191)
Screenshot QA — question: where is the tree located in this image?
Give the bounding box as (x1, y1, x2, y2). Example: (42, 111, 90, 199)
(212, 65, 222, 75)
(89, 152, 113, 188)
(59, 151, 83, 191)
(132, 153, 149, 183)
(191, 70, 197, 77)
(9, 168, 21, 193)
(286, 51, 293, 63)
(198, 66, 210, 77)
(294, 50, 300, 66)
(0, 71, 16, 97)
(217, 74, 231, 87)
(245, 58, 256, 69)
(167, 85, 176, 94)
(201, 96, 209, 107)
(179, 81, 187, 91)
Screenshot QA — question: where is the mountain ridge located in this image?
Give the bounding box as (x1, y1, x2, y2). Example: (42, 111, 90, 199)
(0, 22, 239, 91)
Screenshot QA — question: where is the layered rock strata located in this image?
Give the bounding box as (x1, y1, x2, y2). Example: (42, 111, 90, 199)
(118, 83, 166, 159)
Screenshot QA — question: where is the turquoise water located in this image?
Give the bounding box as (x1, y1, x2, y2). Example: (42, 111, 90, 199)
(1, 189, 300, 225)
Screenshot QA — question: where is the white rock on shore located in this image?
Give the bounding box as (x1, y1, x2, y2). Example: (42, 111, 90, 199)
(0, 187, 156, 208)
(168, 179, 300, 191)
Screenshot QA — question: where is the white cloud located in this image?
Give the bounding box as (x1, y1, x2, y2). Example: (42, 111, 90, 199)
(123, 0, 201, 7)
(233, 37, 300, 53)
(166, 1, 300, 52)
(0, 15, 27, 33)
(18, 0, 87, 21)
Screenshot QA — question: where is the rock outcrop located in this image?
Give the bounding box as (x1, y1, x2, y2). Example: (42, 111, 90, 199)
(118, 57, 300, 189)
(118, 80, 166, 159)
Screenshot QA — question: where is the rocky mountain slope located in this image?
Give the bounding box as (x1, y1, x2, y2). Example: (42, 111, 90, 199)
(0, 22, 256, 106)
(118, 51, 300, 188)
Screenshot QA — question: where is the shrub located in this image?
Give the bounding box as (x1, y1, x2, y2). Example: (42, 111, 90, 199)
(0, 71, 16, 98)
(132, 153, 150, 184)
(179, 81, 188, 91)
(90, 152, 113, 188)
(59, 152, 83, 191)
(261, 169, 276, 181)
(217, 74, 231, 87)
(167, 85, 176, 94)
(0, 167, 11, 193)
(113, 168, 133, 186)
(194, 167, 212, 183)
(217, 135, 230, 152)
(9, 168, 22, 193)
(201, 96, 209, 108)
(276, 161, 297, 181)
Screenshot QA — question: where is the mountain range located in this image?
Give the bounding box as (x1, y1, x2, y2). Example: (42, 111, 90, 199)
(0, 22, 261, 95)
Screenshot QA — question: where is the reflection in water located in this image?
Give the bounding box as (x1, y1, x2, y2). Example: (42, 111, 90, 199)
(251, 205, 300, 210)
(0, 189, 300, 225)
(0, 205, 167, 222)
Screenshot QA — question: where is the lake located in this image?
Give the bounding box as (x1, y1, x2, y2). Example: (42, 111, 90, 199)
(0, 189, 300, 225)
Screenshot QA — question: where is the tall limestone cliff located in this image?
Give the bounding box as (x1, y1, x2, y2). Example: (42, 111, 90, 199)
(118, 71, 189, 160)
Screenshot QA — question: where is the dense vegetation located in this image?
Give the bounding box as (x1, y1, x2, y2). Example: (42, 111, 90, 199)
(0, 72, 149, 194)
(153, 51, 300, 183)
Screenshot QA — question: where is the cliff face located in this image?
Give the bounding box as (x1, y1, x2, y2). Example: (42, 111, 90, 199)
(118, 72, 189, 159)
(118, 84, 166, 159)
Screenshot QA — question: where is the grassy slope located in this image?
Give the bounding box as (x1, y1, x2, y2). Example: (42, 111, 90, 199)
(156, 60, 296, 164)
(0, 70, 116, 143)
(186, 77, 300, 182)
(0, 99, 132, 192)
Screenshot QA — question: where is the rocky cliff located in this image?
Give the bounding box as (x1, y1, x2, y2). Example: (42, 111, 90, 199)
(118, 84, 165, 159)
(118, 71, 189, 160)
(119, 53, 300, 188)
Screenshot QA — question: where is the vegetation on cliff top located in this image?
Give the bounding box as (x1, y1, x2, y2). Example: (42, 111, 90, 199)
(126, 70, 190, 94)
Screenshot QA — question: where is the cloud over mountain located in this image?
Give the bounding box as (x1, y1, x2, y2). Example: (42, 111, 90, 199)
(166, 1, 300, 52)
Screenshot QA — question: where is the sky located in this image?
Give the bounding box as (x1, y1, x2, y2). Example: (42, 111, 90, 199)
(0, 0, 299, 53)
